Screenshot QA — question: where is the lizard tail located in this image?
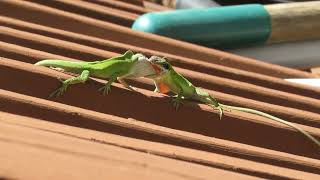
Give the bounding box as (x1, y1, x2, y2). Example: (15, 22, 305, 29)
(35, 59, 65, 66)
(35, 59, 87, 70)
(220, 104, 320, 148)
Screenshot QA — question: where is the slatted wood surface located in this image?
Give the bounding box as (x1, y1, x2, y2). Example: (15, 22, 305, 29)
(0, 0, 319, 179)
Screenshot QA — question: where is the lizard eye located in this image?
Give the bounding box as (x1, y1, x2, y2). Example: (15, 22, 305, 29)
(162, 62, 170, 70)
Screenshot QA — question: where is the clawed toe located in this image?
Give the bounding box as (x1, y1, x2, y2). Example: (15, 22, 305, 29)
(171, 98, 183, 111)
(49, 85, 68, 98)
(98, 86, 111, 96)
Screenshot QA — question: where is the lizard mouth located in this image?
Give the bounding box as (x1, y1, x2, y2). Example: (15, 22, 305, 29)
(152, 64, 162, 75)
(148, 61, 163, 75)
(142, 61, 162, 79)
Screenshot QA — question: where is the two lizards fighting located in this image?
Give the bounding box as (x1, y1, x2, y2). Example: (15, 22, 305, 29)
(35, 51, 320, 148)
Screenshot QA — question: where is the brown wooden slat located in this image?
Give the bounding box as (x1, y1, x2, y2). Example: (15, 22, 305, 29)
(1, 16, 319, 100)
(0, 0, 315, 78)
(0, 0, 320, 178)
(1, 87, 320, 175)
(118, 0, 144, 6)
(28, 0, 137, 27)
(1, 111, 319, 180)
(1, 42, 319, 130)
(83, 0, 149, 14)
(1, 27, 319, 116)
(1, 113, 260, 180)
(0, 58, 319, 158)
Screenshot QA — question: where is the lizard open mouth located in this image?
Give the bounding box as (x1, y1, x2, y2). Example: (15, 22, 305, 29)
(150, 63, 162, 75)
(146, 55, 169, 78)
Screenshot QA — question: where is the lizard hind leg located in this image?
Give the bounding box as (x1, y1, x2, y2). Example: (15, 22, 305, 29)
(208, 103, 224, 120)
(205, 96, 224, 120)
(217, 106, 224, 120)
(49, 70, 90, 98)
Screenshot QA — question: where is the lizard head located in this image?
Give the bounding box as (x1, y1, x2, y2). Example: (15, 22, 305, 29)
(147, 56, 171, 77)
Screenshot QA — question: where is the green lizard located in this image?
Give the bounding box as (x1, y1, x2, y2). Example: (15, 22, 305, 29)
(35, 50, 156, 97)
(147, 56, 320, 148)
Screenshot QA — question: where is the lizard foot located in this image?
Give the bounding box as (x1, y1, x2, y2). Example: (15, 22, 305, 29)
(154, 88, 159, 93)
(171, 97, 183, 111)
(98, 85, 111, 96)
(49, 80, 68, 98)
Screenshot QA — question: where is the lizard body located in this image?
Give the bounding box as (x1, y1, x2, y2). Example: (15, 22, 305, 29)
(147, 56, 320, 148)
(35, 50, 155, 97)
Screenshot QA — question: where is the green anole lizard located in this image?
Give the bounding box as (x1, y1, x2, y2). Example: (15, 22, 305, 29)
(147, 56, 320, 148)
(35, 50, 156, 97)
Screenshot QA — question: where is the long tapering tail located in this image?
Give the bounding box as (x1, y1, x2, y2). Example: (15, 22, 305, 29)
(35, 59, 88, 73)
(35, 59, 64, 66)
(35, 59, 81, 67)
(219, 103, 320, 148)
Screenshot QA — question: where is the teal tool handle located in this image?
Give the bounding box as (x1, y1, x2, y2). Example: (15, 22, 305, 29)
(132, 4, 271, 49)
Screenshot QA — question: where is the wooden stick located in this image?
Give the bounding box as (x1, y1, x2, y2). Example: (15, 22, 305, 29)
(266, 1, 320, 43)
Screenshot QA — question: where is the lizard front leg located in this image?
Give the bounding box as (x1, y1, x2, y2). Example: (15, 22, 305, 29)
(117, 77, 138, 91)
(98, 72, 120, 95)
(172, 88, 184, 111)
(195, 87, 224, 120)
(153, 81, 160, 93)
(206, 95, 224, 120)
(50, 70, 90, 97)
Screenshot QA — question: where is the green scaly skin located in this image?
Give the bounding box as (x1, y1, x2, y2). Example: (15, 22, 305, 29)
(35, 50, 155, 97)
(148, 56, 320, 148)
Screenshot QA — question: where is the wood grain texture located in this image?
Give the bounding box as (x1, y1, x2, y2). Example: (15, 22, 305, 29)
(1, 87, 320, 175)
(1, 111, 319, 180)
(1, 15, 319, 99)
(84, 0, 149, 14)
(311, 67, 320, 75)
(266, 1, 320, 43)
(0, 0, 313, 78)
(1, 58, 320, 159)
(1, 113, 260, 180)
(1, 1, 320, 179)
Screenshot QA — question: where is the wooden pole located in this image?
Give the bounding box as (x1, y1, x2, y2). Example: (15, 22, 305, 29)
(266, 1, 320, 43)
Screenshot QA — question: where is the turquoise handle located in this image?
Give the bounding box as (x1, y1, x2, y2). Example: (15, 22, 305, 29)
(132, 4, 271, 49)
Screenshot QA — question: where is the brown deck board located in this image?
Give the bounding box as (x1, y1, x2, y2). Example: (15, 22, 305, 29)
(0, 0, 319, 179)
